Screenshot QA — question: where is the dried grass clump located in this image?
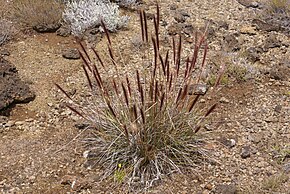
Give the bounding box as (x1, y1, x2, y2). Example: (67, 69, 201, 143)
(57, 5, 224, 190)
(268, 0, 290, 14)
(0, 19, 16, 46)
(11, 0, 64, 30)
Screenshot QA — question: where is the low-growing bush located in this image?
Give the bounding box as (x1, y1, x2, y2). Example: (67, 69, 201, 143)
(57, 5, 223, 190)
(11, 0, 64, 31)
(268, 0, 290, 14)
(0, 19, 16, 46)
(63, 0, 129, 36)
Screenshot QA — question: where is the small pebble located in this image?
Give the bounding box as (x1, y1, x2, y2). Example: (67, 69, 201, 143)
(220, 97, 230, 103)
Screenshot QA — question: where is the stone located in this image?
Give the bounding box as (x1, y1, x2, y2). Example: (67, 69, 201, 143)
(174, 12, 186, 23)
(56, 26, 71, 37)
(0, 58, 35, 111)
(252, 19, 280, 32)
(75, 122, 90, 130)
(62, 48, 80, 60)
(15, 121, 24, 126)
(0, 49, 10, 56)
(204, 182, 213, 190)
(262, 35, 282, 52)
(219, 137, 236, 148)
(283, 162, 290, 173)
(224, 34, 240, 51)
(167, 24, 182, 35)
(240, 25, 257, 35)
(33, 23, 61, 33)
(219, 97, 230, 103)
(269, 65, 290, 81)
(169, 4, 178, 10)
(217, 20, 229, 30)
(0, 116, 8, 124)
(4, 120, 14, 127)
(248, 134, 263, 144)
(241, 145, 251, 159)
(274, 105, 282, 113)
(237, 0, 260, 8)
(189, 84, 208, 95)
(245, 47, 261, 62)
(215, 184, 237, 194)
(183, 24, 194, 35)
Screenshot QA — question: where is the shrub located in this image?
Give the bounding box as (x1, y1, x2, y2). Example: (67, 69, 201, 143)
(0, 19, 16, 46)
(57, 5, 223, 189)
(11, 0, 64, 30)
(259, 0, 290, 35)
(268, 0, 290, 14)
(62, 0, 129, 36)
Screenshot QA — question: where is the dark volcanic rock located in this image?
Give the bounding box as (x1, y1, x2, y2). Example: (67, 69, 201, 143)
(0, 58, 35, 111)
(262, 34, 282, 52)
(237, 0, 260, 8)
(241, 145, 251, 159)
(56, 26, 71, 37)
(224, 34, 240, 51)
(269, 65, 290, 81)
(253, 19, 280, 32)
(62, 48, 80, 60)
(33, 23, 61, 33)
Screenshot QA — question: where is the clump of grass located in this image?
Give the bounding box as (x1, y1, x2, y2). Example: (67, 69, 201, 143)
(262, 173, 288, 191)
(268, 0, 290, 14)
(11, 0, 64, 31)
(0, 19, 17, 46)
(57, 4, 224, 190)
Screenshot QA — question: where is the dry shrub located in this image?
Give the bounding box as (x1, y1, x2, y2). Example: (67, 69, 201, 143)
(0, 18, 17, 46)
(57, 5, 224, 190)
(11, 0, 64, 30)
(268, 0, 290, 13)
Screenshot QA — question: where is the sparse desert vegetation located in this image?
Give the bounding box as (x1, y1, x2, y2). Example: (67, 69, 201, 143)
(0, 0, 289, 193)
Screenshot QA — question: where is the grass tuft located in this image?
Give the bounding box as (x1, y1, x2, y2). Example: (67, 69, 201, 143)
(57, 4, 224, 190)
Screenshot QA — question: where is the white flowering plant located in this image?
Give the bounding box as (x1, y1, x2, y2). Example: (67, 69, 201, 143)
(63, 0, 129, 36)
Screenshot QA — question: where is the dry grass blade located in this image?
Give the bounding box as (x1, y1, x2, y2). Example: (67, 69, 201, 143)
(107, 101, 117, 118)
(66, 104, 85, 119)
(139, 9, 145, 42)
(143, 10, 148, 43)
(126, 76, 132, 96)
(154, 16, 159, 50)
(122, 83, 129, 107)
(159, 53, 166, 75)
(79, 49, 92, 72)
(79, 41, 91, 62)
(92, 48, 105, 68)
(101, 20, 111, 45)
(82, 65, 93, 90)
(188, 95, 200, 112)
(108, 45, 116, 66)
(55, 83, 72, 100)
(172, 36, 176, 65)
(204, 103, 217, 117)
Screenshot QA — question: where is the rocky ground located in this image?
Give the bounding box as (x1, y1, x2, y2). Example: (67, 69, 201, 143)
(0, 0, 289, 193)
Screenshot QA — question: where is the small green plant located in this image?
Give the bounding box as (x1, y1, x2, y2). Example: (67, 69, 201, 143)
(114, 163, 127, 183)
(272, 144, 290, 164)
(262, 173, 288, 191)
(208, 74, 229, 86)
(57, 4, 224, 190)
